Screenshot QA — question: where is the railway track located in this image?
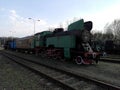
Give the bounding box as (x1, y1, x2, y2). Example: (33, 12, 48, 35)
(100, 57, 120, 64)
(1, 51, 120, 90)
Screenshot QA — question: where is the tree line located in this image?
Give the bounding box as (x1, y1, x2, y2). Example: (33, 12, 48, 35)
(92, 19, 120, 42)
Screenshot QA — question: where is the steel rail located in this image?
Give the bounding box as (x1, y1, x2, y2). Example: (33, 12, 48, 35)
(1, 51, 120, 90)
(100, 58, 120, 64)
(1, 52, 75, 90)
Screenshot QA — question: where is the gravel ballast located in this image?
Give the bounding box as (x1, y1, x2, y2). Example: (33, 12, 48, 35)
(3, 50, 120, 87)
(0, 53, 63, 90)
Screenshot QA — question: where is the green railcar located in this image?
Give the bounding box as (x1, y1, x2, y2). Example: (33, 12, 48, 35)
(34, 31, 52, 48)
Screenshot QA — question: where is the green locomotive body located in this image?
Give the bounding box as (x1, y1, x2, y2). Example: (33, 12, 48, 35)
(33, 19, 100, 64)
(46, 35, 76, 58)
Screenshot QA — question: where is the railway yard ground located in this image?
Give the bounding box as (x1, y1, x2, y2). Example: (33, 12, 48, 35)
(103, 54, 120, 59)
(100, 54, 120, 60)
(100, 54, 120, 63)
(0, 51, 64, 90)
(0, 49, 120, 89)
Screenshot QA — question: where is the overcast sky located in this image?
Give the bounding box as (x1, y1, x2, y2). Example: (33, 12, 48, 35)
(0, 0, 120, 37)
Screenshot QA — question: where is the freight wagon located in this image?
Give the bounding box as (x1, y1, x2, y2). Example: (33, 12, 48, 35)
(15, 36, 34, 53)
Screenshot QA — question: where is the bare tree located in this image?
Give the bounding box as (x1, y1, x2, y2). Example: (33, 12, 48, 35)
(92, 32, 103, 41)
(59, 23, 63, 28)
(48, 27, 54, 32)
(104, 19, 120, 40)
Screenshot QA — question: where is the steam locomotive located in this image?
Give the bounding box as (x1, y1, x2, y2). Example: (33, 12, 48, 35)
(4, 19, 100, 64)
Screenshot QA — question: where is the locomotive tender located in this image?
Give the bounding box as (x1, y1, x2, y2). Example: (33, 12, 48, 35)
(5, 19, 100, 64)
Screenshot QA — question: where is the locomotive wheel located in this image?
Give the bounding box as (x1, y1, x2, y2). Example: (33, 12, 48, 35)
(75, 56, 83, 64)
